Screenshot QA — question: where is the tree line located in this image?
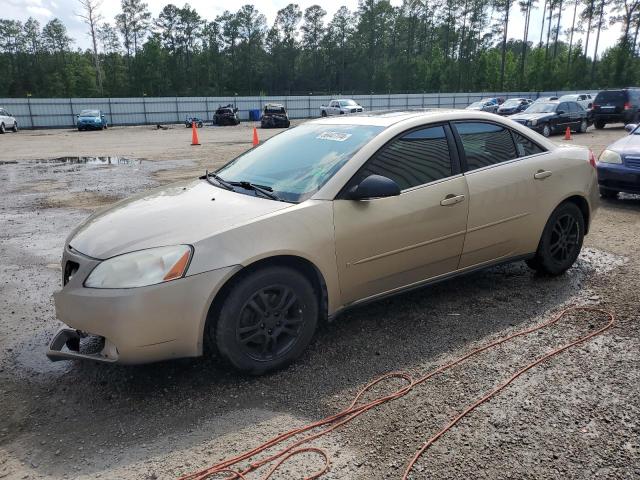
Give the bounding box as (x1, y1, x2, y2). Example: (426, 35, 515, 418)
(1, 0, 639, 99)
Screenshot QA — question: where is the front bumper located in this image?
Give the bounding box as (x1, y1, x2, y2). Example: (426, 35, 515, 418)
(597, 163, 640, 193)
(49, 245, 239, 364)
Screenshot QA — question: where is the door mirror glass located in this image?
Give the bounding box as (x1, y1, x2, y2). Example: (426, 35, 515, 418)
(349, 174, 400, 200)
(556, 110, 565, 115)
(625, 123, 637, 133)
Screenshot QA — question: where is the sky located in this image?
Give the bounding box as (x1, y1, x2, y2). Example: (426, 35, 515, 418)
(3, 0, 623, 58)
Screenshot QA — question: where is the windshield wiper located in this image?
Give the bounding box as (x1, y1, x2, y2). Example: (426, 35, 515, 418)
(237, 181, 283, 201)
(204, 170, 234, 191)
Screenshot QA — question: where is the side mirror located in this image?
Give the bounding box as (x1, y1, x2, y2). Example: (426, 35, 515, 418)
(556, 110, 565, 115)
(349, 174, 401, 200)
(625, 123, 637, 133)
(76, 114, 79, 117)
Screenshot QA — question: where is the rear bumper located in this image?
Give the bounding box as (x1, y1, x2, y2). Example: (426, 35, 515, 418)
(597, 163, 640, 193)
(593, 112, 635, 124)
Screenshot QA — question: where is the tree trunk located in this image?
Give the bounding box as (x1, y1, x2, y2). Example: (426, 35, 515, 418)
(584, 0, 594, 59)
(500, 0, 510, 90)
(539, 0, 548, 46)
(591, 0, 605, 82)
(520, 0, 532, 86)
(552, 0, 563, 59)
(567, 0, 578, 72)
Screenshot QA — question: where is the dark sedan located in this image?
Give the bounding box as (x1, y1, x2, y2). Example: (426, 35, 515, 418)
(597, 123, 640, 198)
(497, 98, 532, 116)
(510, 100, 589, 137)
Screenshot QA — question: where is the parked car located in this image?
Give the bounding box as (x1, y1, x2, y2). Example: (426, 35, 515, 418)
(76, 110, 108, 131)
(596, 123, 640, 198)
(213, 105, 240, 126)
(185, 116, 204, 128)
(558, 93, 593, 110)
(497, 98, 532, 115)
(532, 96, 559, 103)
(47, 110, 598, 374)
(510, 100, 589, 137)
(0, 107, 18, 133)
(261, 103, 290, 128)
(591, 88, 640, 129)
(320, 99, 364, 117)
(465, 100, 499, 113)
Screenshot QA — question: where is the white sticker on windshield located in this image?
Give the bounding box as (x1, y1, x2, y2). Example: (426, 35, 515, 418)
(316, 131, 352, 142)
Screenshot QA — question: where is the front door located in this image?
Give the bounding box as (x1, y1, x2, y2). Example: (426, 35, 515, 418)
(333, 124, 469, 305)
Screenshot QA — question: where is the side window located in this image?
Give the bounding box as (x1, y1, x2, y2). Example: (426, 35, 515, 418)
(454, 122, 517, 171)
(558, 102, 570, 113)
(512, 131, 546, 157)
(356, 125, 453, 190)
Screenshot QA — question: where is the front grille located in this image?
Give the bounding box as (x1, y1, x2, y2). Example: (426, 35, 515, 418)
(625, 156, 640, 170)
(350, 108, 357, 113)
(64, 261, 79, 286)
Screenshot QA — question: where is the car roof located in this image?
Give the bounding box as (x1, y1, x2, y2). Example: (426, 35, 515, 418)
(265, 103, 284, 108)
(307, 108, 515, 127)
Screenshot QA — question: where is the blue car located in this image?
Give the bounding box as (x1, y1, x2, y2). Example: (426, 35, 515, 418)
(77, 109, 108, 131)
(597, 123, 640, 197)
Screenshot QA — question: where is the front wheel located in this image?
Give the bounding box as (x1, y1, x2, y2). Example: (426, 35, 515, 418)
(321, 111, 327, 117)
(212, 266, 319, 374)
(0, 123, 5, 134)
(526, 202, 584, 276)
(541, 123, 551, 137)
(12, 122, 18, 132)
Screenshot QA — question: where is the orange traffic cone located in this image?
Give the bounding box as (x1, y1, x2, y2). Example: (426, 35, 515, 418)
(564, 126, 572, 140)
(252, 127, 259, 147)
(191, 121, 200, 146)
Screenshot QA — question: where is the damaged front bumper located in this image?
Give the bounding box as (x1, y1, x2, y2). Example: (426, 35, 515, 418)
(47, 328, 118, 363)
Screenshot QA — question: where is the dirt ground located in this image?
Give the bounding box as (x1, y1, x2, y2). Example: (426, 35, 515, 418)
(0, 120, 638, 480)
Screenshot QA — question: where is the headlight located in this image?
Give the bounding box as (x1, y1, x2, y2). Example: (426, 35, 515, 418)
(530, 119, 537, 126)
(598, 149, 622, 164)
(84, 245, 192, 289)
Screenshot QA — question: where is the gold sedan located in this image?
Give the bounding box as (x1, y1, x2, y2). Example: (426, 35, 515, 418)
(47, 110, 599, 373)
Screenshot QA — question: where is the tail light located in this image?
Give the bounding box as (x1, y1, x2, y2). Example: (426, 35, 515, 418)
(624, 102, 632, 110)
(589, 149, 597, 168)
(592, 103, 599, 109)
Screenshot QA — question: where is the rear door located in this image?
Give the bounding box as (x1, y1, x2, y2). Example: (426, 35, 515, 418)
(333, 124, 469, 304)
(452, 121, 544, 268)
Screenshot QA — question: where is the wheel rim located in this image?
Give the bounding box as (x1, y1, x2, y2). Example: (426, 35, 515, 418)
(236, 285, 304, 361)
(581, 120, 587, 131)
(549, 213, 579, 264)
(543, 125, 550, 136)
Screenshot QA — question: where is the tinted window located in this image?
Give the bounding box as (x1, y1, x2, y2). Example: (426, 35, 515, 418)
(454, 122, 517, 170)
(357, 126, 453, 190)
(558, 102, 570, 113)
(595, 91, 626, 104)
(512, 131, 545, 157)
(566, 102, 578, 112)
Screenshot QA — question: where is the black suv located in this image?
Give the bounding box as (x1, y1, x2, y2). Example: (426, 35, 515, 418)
(213, 105, 240, 126)
(592, 88, 640, 129)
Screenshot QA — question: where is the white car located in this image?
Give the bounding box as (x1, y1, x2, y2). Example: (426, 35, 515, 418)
(0, 108, 18, 133)
(320, 99, 364, 117)
(558, 94, 593, 110)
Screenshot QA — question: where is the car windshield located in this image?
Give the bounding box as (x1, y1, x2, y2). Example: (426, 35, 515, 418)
(502, 99, 521, 107)
(80, 110, 100, 117)
(559, 95, 577, 102)
(468, 102, 483, 108)
(525, 103, 557, 113)
(265, 106, 285, 114)
(340, 100, 357, 106)
(216, 124, 384, 203)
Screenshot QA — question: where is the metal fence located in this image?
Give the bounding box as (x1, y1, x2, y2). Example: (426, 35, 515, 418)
(0, 91, 598, 129)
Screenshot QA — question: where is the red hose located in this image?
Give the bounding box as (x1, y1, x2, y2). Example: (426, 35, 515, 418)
(177, 306, 615, 480)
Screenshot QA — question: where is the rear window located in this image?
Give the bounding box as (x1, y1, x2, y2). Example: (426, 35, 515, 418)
(595, 91, 626, 103)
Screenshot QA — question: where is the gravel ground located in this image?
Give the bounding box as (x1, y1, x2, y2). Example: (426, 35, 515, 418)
(0, 122, 638, 479)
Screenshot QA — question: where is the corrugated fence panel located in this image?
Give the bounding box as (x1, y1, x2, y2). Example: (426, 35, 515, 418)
(0, 90, 600, 129)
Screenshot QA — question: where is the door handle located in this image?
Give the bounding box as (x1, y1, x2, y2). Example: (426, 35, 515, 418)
(534, 170, 552, 180)
(440, 194, 465, 206)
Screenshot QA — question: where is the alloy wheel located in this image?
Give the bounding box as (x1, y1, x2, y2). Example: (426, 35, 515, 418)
(549, 213, 579, 264)
(236, 285, 304, 361)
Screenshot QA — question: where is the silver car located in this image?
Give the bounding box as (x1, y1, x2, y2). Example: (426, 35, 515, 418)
(0, 108, 18, 133)
(320, 99, 364, 117)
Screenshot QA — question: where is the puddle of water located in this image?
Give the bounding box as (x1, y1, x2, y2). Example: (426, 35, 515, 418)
(30, 156, 140, 166)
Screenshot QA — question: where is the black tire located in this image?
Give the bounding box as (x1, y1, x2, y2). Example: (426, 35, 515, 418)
(526, 202, 585, 276)
(197, 122, 203, 128)
(599, 187, 618, 199)
(0, 123, 5, 134)
(541, 123, 551, 137)
(594, 119, 605, 129)
(285, 121, 290, 128)
(77, 127, 83, 131)
(213, 266, 319, 374)
(578, 119, 588, 133)
(12, 122, 18, 133)
(321, 111, 327, 117)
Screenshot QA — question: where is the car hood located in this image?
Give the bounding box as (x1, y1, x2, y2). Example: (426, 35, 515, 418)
(510, 112, 554, 121)
(78, 116, 100, 121)
(68, 180, 292, 259)
(609, 134, 640, 155)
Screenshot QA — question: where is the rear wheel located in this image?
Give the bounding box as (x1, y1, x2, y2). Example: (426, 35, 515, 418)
(526, 202, 584, 276)
(594, 119, 605, 129)
(0, 123, 5, 134)
(599, 187, 618, 199)
(212, 266, 319, 374)
(321, 111, 327, 117)
(578, 119, 588, 133)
